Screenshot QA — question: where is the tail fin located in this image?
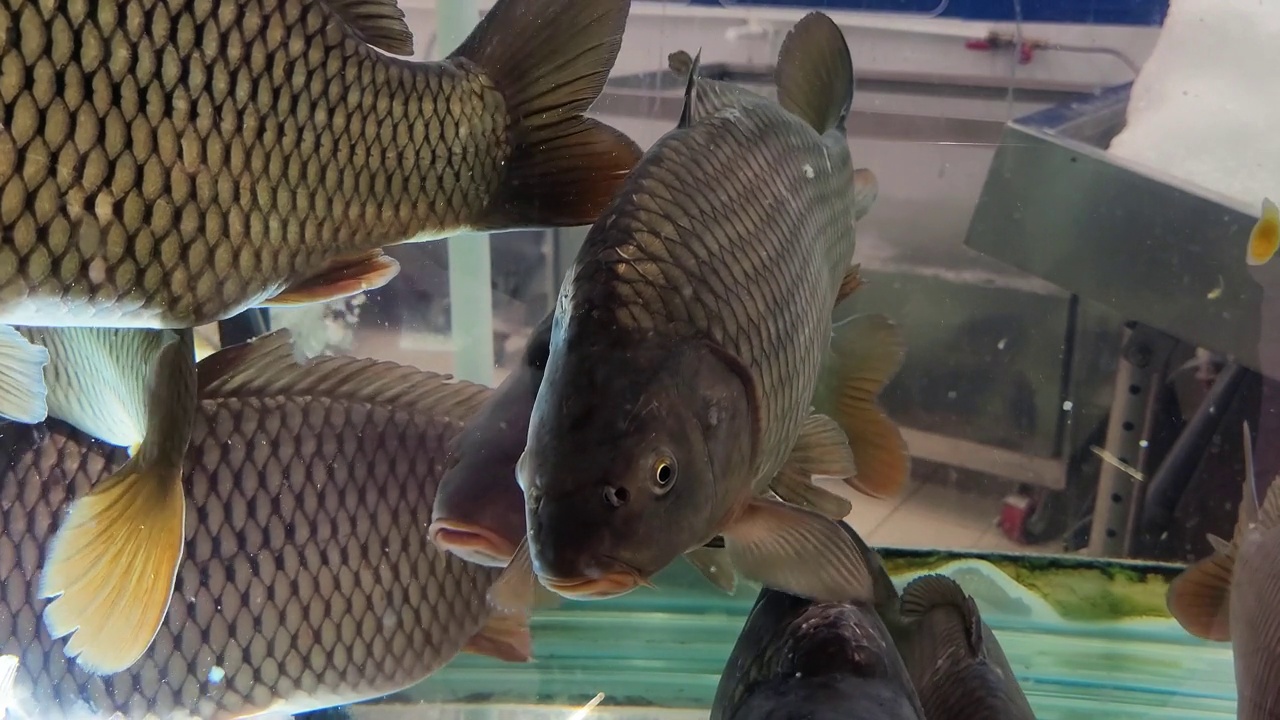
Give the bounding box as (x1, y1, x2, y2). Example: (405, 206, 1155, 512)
(775, 12, 854, 134)
(451, 0, 643, 228)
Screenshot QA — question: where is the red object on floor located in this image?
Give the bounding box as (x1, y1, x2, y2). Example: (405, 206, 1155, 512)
(999, 492, 1036, 543)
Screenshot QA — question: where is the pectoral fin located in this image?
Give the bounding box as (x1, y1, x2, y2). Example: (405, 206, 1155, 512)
(464, 612, 533, 663)
(683, 546, 738, 594)
(722, 497, 873, 604)
(488, 538, 536, 615)
(1166, 550, 1234, 642)
(0, 325, 49, 424)
(260, 250, 400, 306)
(38, 331, 196, 674)
(770, 414, 857, 520)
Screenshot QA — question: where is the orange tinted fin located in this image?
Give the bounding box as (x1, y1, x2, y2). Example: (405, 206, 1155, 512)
(488, 539, 536, 614)
(821, 314, 910, 499)
(722, 497, 873, 603)
(853, 169, 879, 221)
(464, 612, 533, 663)
(1167, 551, 1234, 642)
(260, 250, 400, 307)
(449, 0, 642, 229)
(39, 331, 196, 674)
(1247, 198, 1280, 267)
(835, 264, 864, 306)
(326, 0, 414, 55)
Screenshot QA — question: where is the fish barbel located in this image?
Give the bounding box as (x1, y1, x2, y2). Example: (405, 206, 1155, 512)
(0, 330, 530, 719)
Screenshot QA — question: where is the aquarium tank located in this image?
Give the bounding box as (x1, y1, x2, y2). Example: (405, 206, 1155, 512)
(1, 0, 1274, 717)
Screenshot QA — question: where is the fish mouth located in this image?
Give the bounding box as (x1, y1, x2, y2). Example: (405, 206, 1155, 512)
(427, 520, 517, 567)
(537, 562, 652, 600)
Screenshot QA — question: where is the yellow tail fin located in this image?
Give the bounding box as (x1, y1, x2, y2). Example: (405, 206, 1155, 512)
(38, 332, 196, 674)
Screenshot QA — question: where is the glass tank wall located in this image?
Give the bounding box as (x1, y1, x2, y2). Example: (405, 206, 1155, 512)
(0, 0, 1268, 718)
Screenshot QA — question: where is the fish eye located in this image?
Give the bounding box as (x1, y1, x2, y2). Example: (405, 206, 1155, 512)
(652, 457, 676, 494)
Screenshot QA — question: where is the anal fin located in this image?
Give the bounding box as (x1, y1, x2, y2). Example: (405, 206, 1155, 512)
(38, 331, 196, 674)
(463, 612, 532, 663)
(0, 325, 49, 424)
(260, 250, 400, 307)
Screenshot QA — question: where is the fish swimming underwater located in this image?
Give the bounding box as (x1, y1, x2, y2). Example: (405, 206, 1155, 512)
(511, 13, 908, 604)
(0, 331, 531, 719)
(429, 168, 889, 572)
(710, 523, 925, 720)
(1167, 422, 1280, 719)
(1247, 198, 1279, 267)
(0, 0, 640, 675)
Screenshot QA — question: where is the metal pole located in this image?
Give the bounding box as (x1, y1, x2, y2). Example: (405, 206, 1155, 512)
(436, 1, 494, 386)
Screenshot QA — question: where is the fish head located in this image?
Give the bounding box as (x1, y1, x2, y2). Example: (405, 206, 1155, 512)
(520, 339, 756, 600)
(430, 316, 553, 567)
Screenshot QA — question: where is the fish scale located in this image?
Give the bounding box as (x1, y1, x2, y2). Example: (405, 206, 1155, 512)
(0, 0, 638, 328)
(0, 388, 509, 720)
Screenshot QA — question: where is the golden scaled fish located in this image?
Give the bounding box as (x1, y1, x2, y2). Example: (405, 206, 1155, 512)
(505, 14, 909, 606)
(0, 330, 532, 719)
(0, 0, 640, 677)
(1247, 198, 1279, 267)
(1167, 422, 1280, 720)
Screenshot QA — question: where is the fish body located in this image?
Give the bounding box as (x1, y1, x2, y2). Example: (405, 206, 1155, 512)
(0, 0, 639, 327)
(514, 13, 904, 604)
(1167, 423, 1280, 720)
(710, 525, 925, 720)
(0, 332, 529, 719)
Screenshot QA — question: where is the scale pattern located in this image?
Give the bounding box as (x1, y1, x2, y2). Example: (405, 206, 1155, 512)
(0, 395, 502, 719)
(0, 0, 506, 326)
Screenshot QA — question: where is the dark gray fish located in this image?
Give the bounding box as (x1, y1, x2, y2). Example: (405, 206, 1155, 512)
(710, 524, 925, 720)
(509, 12, 908, 606)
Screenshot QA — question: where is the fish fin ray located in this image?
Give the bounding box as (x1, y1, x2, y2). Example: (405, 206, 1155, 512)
(722, 498, 872, 603)
(789, 414, 859, 479)
(323, 0, 414, 56)
(825, 314, 909, 499)
(775, 12, 854, 133)
(683, 546, 739, 594)
(0, 325, 49, 424)
(1167, 552, 1234, 642)
(198, 330, 494, 422)
(900, 574, 985, 658)
(677, 50, 702, 129)
(1206, 533, 1232, 555)
(770, 469, 853, 520)
(488, 539, 535, 614)
(259, 250, 399, 307)
(839, 523, 899, 607)
(853, 168, 879, 221)
(39, 330, 196, 675)
(450, 0, 642, 229)
(463, 612, 532, 663)
(835, 264, 863, 307)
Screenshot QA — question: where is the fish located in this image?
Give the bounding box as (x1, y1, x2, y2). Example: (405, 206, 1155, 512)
(1248, 198, 1280, 267)
(0, 0, 641, 675)
(709, 523, 925, 720)
(0, 330, 534, 719)
(890, 576, 1036, 720)
(1167, 422, 1280, 719)
(508, 12, 908, 605)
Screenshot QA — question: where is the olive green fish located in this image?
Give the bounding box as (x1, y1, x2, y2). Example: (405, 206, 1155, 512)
(0, 330, 531, 719)
(1167, 422, 1280, 720)
(0, 0, 639, 676)
(507, 13, 908, 605)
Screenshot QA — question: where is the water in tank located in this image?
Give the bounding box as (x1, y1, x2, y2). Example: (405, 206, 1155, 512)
(0, 0, 1271, 717)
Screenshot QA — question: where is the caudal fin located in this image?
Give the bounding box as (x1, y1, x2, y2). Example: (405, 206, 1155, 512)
(775, 12, 854, 134)
(39, 331, 196, 675)
(451, 0, 642, 229)
(821, 315, 910, 499)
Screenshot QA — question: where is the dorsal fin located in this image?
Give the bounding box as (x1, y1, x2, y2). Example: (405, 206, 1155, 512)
(677, 49, 703, 129)
(775, 12, 854, 133)
(196, 330, 493, 423)
(900, 574, 984, 658)
(669, 50, 770, 125)
(323, 0, 415, 56)
(1239, 421, 1261, 539)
